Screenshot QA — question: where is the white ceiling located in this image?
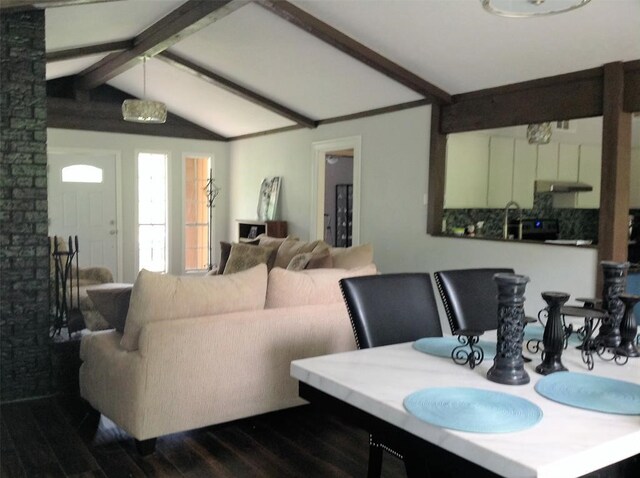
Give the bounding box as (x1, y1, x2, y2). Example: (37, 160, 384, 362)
(44, 0, 640, 138)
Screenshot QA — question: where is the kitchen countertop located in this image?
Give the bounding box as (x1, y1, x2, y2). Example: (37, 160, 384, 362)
(434, 233, 598, 248)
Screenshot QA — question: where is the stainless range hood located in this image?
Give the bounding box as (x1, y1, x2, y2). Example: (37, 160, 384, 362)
(535, 180, 593, 193)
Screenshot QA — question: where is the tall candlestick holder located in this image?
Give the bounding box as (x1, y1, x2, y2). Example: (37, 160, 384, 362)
(487, 273, 530, 385)
(617, 293, 640, 357)
(596, 261, 629, 348)
(535, 292, 570, 375)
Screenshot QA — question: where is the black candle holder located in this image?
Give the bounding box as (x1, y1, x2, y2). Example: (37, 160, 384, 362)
(596, 261, 629, 348)
(487, 273, 530, 385)
(617, 293, 640, 358)
(451, 331, 484, 369)
(535, 292, 570, 375)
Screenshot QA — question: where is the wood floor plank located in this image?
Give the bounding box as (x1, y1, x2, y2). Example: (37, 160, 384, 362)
(119, 438, 183, 478)
(1, 414, 27, 478)
(2, 396, 410, 478)
(157, 432, 234, 478)
(30, 399, 101, 475)
(1, 402, 66, 477)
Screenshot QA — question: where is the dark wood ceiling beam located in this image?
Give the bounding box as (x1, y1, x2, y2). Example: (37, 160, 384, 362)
(441, 59, 640, 134)
(257, 0, 451, 105)
(47, 39, 133, 62)
(47, 97, 228, 141)
(157, 51, 317, 129)
(76, 0, 249, 90)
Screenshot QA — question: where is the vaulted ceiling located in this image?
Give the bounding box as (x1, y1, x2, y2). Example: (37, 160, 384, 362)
(7, 0, 640, 140)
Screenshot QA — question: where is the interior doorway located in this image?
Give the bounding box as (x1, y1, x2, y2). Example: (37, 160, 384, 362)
(323, 149, 353, 246)
(311, 137, 361, 246)
(48, 149, 122, 280)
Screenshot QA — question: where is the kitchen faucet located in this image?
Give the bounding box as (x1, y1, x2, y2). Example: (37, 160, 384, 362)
(503, 201, 523, 240)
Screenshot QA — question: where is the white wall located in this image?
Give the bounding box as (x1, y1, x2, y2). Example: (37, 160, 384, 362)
(47, 129, 229, 283)
(229, 106, 599, 319)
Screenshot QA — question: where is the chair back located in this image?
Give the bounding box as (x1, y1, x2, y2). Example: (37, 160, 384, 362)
(339, 273, 442, 349)
(434, 268, 514, 335)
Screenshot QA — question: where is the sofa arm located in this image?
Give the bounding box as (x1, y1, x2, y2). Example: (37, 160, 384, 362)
(135, 302, 356, 439)
(79, 330, 148, 437)
(77, 267, 114, 284)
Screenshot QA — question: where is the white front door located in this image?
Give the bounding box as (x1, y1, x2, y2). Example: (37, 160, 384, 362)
(48, 151, 119, 278)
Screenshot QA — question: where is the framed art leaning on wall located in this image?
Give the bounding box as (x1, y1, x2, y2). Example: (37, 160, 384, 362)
(257, 176, 281, 221)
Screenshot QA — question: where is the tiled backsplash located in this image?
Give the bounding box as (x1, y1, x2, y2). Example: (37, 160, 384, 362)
(443, 193, 639, 242)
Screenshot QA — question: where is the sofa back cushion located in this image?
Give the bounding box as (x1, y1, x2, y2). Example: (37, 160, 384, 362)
(265, 264, 377, 309)
(121, 264, 268, 351)
(329, 243, 374, 269)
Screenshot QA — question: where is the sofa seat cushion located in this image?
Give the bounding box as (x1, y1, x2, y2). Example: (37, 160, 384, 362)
(121, 264, 268, 351)
(265, 264, 377, 309)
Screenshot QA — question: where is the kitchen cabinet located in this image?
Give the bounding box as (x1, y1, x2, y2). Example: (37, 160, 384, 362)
(536, 143, 559, 180)
(444, 133, 489, 208)
(577, 145, 601, 208)
(631, 148, 640, 208)
(487, 137, 514, 208)
(512, 139, 537, 209)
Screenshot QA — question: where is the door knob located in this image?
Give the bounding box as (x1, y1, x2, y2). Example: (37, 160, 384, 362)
(109, 230, 117, 235)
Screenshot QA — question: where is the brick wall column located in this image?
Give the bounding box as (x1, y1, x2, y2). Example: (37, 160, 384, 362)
(1, 10, 52, 401)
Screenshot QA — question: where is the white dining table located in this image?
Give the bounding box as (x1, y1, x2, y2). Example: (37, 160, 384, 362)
(291, 332, 640, 478)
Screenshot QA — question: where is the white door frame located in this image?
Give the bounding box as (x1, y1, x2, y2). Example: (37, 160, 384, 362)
(310, 136, 361, 245)
(48, 147, 124, 282)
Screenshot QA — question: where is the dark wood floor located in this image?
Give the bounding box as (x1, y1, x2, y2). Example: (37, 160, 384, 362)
(1, 395, 406, 478)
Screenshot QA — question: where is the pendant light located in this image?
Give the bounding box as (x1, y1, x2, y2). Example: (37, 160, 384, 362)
(122, 57, 167, 124)
(481, 0, 591, 18)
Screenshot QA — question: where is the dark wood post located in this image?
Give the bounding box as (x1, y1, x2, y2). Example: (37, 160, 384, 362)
(597, 62, 632, 292)
(427, 104, 447, 235)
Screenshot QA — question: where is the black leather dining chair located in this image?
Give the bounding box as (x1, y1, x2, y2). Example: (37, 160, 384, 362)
(339, 273, 443, 478)
(433, 268, 514, 335)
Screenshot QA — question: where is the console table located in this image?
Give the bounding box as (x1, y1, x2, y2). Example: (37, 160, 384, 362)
(236, 219, 287, 242)
(291, 334, 640, 478)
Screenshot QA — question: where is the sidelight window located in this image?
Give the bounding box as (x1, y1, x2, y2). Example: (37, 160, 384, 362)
(137, 152, 167, 272)
(184, 155, 212, 272)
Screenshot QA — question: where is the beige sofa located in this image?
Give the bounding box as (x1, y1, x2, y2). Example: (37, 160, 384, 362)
(79, 262, 376, 453)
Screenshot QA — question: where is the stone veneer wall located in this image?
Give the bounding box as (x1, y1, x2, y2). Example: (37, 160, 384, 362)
(0, 10, 52, 401)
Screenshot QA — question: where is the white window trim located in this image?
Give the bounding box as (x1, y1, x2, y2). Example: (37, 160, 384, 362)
(182, 153, 214, 273)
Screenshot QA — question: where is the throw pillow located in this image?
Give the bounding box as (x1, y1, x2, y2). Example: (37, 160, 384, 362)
(223, 242, 276, 274)
(218, 241, 232, 274)
(86, 285, 133, 332)
(305, 248, 333, 269)
(330, 243, 374, 269)
(265, 264, 378, 309)
(274, 237, 329, 269)
(287, 252, 313, 271)
(121, 264, 268, 351)
(257, 234, 297, 250)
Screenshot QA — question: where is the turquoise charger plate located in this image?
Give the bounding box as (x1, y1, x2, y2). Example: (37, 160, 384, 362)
(535, 372, 640, 415)
(404, 387, 543, 433)
(413, 337, 497, 359)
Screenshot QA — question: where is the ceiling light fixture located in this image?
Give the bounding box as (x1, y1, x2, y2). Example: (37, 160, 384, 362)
(527, 122, 552, 144)
(481, 0, 591, 18)
(122, 57, 167, 124)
